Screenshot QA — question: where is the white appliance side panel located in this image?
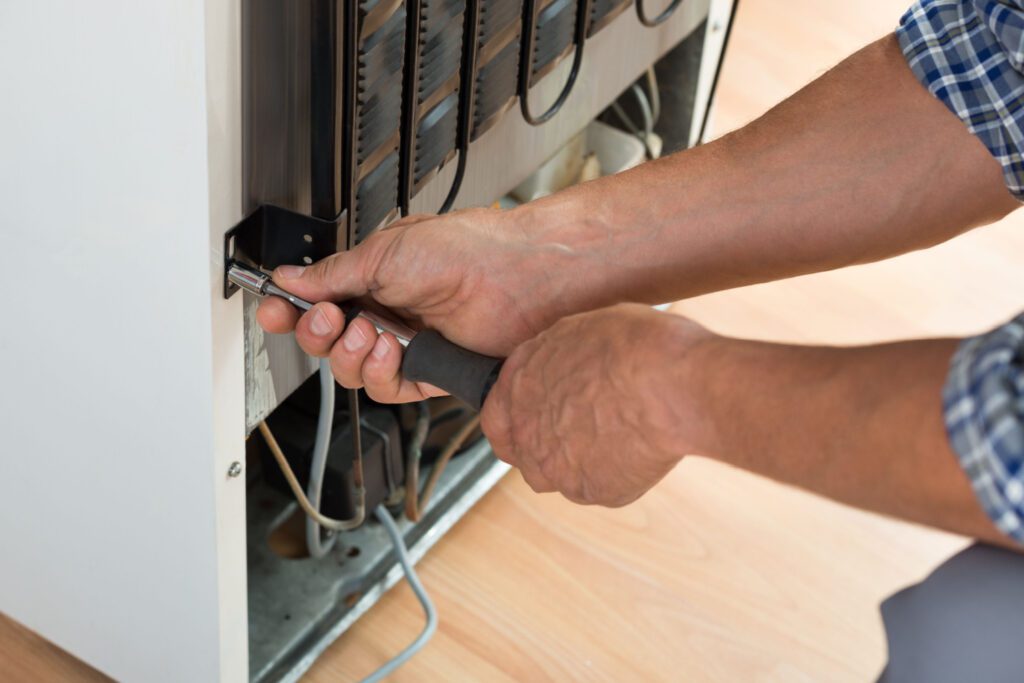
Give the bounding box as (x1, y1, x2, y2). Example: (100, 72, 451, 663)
(205, 0, 249, 680)
(690, 0, 737, 146)
(0, 3, 228, 681)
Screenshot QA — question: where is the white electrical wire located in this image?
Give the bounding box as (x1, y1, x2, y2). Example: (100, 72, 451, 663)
(610, 83, 658, 160)
(631, 85, 653, 140)
(611, 101, 641, 136)
(630, 83, 657, 159)
(359, 505, 438, 683)
(306, 359, 337, 558)
(645, 67, 661, 126)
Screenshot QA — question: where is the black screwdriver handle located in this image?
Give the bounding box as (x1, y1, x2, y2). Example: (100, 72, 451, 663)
(401, 330, 504, 411)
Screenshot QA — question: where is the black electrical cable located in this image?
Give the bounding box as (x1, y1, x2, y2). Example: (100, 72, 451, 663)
(518, 0, 593, 126)
(636, 0, 683, 27)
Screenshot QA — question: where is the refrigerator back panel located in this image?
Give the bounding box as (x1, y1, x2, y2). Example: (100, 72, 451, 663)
(353, 1, 407, 240)
(530, 0, 576, 82)
(245, 1, 321, 218)
(403, 0, 467, 202)
(588, 0, 632, 36)
(472, 0, 523, 139)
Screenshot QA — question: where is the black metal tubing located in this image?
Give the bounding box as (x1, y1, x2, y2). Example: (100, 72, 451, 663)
(636, 0, 683, 27)
(341, 0, 359, 250)
(517, 0, 593, 127)
(397, 0, 425, 217)
(399, 1, 481, 217)
(439, 0, 481, 213)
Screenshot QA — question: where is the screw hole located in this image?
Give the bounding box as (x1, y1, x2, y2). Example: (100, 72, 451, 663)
(302, 256, 313, 265)
(347, 546, 361, 558)
(303, 234, 313, 243)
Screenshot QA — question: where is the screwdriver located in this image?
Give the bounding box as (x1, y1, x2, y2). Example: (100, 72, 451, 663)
(227, 261, 502, 410)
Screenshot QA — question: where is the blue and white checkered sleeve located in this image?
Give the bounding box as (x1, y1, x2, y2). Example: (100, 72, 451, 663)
(897, 0, 1024, 199)
(944, 314, 1024, 542)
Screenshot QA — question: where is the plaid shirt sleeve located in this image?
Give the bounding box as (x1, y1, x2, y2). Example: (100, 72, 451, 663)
(896, 0, 1024, 198)
(943, 316, 1024, 542)
(897, 2, 1024, 541)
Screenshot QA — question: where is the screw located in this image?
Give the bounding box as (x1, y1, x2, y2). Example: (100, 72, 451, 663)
(227, 461, 243, 478)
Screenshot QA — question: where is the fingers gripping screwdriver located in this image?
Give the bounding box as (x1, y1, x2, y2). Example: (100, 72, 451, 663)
(228, 262, 503, 410)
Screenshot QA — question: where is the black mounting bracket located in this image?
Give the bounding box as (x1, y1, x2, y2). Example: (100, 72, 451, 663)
(223, 205, 347, 299)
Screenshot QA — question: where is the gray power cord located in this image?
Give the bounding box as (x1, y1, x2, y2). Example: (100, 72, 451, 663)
(611, 83, 658, 160)
(631, 83, 655, 147)
(306, 359, 337, 558)
(645, 67, 661, 126)
(359, 506, 438, 683)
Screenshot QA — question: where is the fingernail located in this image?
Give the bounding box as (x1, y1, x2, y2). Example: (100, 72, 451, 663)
(371, 335, 391, 360)
(277, 265, 305, 279)
(309, 308, 333, 337)
(343, 324, 368, 351)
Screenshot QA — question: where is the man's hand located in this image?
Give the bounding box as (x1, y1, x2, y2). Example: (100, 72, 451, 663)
(255, 207, 605, 403)
(479, 302, 1011, 544)
(481, 304, 713, 506)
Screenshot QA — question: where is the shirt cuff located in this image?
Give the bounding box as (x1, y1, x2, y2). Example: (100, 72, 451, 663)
(896, 0, 1024, 200)
(944, 314, 1024, 543)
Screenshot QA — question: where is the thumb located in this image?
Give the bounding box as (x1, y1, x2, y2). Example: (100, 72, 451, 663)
(271, 242, 377, 303)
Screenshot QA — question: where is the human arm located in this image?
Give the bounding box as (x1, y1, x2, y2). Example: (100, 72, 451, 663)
(253, 9, 1024, 544)
(257, 33, 1014, 402)
(481, 305, 1012, 546)
(477, 3, 1024, 542)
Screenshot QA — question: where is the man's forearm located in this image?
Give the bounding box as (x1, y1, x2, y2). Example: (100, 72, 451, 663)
(517, 35, 1016, 311)
(676, 333, 1006, 545)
